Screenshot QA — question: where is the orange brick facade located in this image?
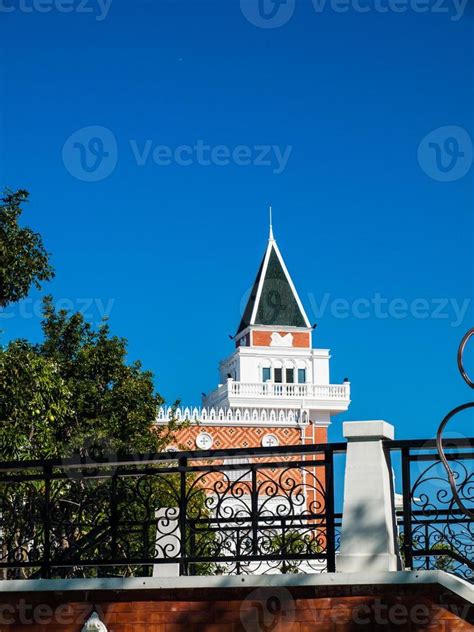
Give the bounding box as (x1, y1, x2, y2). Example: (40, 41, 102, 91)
(169, 425, 328, 515)
(1, 584, 472, 631)
(251, 330, 311, 348)
(170, 425, 327, 451)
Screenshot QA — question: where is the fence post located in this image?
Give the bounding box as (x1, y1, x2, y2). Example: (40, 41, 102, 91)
(325, 449, 337, 573)
(337, 421, 402, 572)
(42, 464, 52, 579)
(401, 446, 413, 570)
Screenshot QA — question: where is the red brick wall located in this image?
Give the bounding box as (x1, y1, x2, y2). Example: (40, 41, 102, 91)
(166, 424, 327, 517)
(171, 424, 301, 451)
(252, 330, 310, 348)
(169, 419, 327, 451)
(1, 583, 472, 631)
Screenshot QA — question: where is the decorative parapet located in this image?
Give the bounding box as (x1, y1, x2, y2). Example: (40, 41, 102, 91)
(203, 379, 351, 410)
(156, 406, 310, 425)
(228, 381, 350, 399)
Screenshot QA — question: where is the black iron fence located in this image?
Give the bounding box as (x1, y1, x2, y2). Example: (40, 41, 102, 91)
(388, 438, 473, 583)
(0, 442, 346, 579)
(1, 437, 472, 581)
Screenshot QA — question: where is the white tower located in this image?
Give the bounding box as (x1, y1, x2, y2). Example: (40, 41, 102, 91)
(202, 220, 350, 433)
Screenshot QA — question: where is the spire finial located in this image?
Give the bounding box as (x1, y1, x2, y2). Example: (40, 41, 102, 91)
(269, 205, 274, 240)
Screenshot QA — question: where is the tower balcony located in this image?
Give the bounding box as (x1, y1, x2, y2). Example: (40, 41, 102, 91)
(202, 379, 351, 413)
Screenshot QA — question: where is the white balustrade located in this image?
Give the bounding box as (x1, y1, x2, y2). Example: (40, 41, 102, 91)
(227, 381, 350, 399)
(157, 381, 350, 425)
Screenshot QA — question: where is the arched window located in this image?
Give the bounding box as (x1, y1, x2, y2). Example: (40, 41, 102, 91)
(297, 368, 307, 384)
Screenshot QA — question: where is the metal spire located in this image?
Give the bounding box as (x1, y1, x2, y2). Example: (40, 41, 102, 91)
(269, 205, 274, 241)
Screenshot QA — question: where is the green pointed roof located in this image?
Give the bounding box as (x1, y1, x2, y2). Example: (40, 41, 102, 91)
(237, 237, 310, 334)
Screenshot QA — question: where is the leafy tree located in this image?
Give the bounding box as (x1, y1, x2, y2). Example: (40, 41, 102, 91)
(0, 189, 187, 577)
(0, 189, 54, 309)
(0, 339, 72, 460)
(0, 296, 180, 461)
(398, 533, 457, 572)
(0, 298, 187, 579)
(266, 529, 322, 574)
(0, 189, 218, 580)
(432, 541, 456, 572)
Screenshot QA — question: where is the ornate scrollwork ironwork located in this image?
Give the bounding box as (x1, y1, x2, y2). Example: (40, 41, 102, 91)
(396, 328, 474, 582)
(0, 445, 343, 578)
(436, 327, 474, 520)
(408, 457, 473, 581)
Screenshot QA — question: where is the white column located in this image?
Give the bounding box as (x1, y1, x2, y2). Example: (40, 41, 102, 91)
(336, 421, 402, 572)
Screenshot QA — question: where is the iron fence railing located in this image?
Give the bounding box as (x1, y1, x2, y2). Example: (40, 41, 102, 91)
(387, 438, 473, 583)
(0, 442, 346, 579)
(2, 437, 471, 581)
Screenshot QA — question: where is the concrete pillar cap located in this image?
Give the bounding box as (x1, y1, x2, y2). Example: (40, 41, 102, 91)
(343, 420, 395, 441)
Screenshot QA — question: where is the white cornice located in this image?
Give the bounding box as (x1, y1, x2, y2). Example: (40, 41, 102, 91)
(248, 324, 313, 333)
(156, 419, 310, 428)
(156, 418, 332, 429)
(5, 571, 472, 605)
(219, 346, 331, 368)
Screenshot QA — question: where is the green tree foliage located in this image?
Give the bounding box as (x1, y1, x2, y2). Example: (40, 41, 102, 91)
(0, 296, 179, 461)
(266, 529, 322, 574)
(0, 189, 54, 308)
(0, 299, 189, 579)
(0, 339, 71, 460)
(398, 533, 457, 572)
(0, 189, 219, 580)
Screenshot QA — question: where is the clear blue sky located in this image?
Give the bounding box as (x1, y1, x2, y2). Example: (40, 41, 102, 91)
(1, 0, 473, 442)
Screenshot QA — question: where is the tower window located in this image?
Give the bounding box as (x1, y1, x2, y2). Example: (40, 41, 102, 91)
(298, 368, 307, 384)
(262, 367, 271, 382)
(286, 368, 294, 383)
(274, 368, 283, 383)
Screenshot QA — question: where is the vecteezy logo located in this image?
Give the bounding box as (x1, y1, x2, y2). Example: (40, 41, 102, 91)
(62, 126, 118, 182)
(240, 0, 295, 28)
(240, 587, 295, 631)
(418, 126, 472, 182)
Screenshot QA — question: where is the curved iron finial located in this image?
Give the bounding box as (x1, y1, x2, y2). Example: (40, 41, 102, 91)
(436, 327, 474, 520)
(458, 327, 474, 389)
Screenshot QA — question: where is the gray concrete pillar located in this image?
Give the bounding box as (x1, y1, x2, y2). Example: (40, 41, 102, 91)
(336, 421, 402, 572)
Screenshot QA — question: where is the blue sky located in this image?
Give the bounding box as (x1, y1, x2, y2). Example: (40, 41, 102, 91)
(1, 0, 473, 442)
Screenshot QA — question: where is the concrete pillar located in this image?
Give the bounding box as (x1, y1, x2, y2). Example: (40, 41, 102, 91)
(336, 421, 402, 572)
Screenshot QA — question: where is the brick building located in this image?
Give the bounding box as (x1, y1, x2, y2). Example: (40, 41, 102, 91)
(157, 218, 350, 453)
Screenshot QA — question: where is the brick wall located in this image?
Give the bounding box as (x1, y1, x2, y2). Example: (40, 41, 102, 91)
(252, 330, 310, 348)
(171, 424, 301, 451)
(170, 420, 327, 451)
(1, 583, 472, 631)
